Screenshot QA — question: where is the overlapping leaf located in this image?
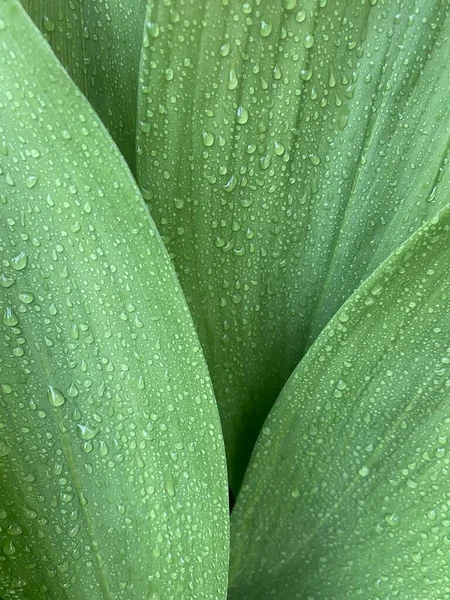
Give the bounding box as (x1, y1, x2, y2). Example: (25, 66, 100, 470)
(20, 0, 147, 170)
(229, 205, 450, 599)
(137, 0, 450, 488)
(0, 2, 228, 598)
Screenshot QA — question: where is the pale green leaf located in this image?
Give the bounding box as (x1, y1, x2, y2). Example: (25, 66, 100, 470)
(20, 0, 147, 170)
(0, 2, 228, 598)
(137, 0, 450, 488)
(229, 205, 450, 599)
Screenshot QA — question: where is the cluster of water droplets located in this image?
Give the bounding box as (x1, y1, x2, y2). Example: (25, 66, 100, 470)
(137, 0, 450, 485)
(229, 212, 450, 599)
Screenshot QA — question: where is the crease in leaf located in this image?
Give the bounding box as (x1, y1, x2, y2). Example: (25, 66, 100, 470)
(0, 1, 229, 598)
(229, 203, 450, 599)
(136, 0, 450, 489)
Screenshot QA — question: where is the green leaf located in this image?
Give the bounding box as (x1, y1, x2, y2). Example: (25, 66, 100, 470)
(0, 2, 228, 598)
(20, 0, 147, 171)
(136, 0, 450, 488)
(229, 204, 450, 599)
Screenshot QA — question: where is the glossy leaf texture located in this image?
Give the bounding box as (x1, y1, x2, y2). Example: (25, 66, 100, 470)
(137, 0, 450, 488)
(20, 0, 147, 171)
(229, 204, 450, 599)
(0, 2, 229, 598)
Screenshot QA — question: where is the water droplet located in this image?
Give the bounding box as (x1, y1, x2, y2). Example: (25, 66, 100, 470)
(25, 176, 38, 189)
(236, 106, 249, 124)
(201, 131, 215, 147)
(77, 423, 99, 441)
(18, 292, 34, 304)
(224, 175, 237, 193)
(165, 480, 175, 497)
(146, 21, 160, 38)
(66, 383, 79, 398)
(2, 539, 15, 555)
(384, 513, 400, 527)
(370, 283, 383, 296)
(42, 15, 55, 32)
(296, 9, 306, 23)
(220, 42, 230, 57)
(23, 506, 38, 520)
(11, 252, 27, 271)
(3, 307, 18, 327)
(47, 386, 66, 408)
(228, 65, 238, 91)
(304, 33, 315, 48)
(338, 310, 349, 323)
(61, 492, 74, 504)
(7, 523, 22, 536)
(359, 466, 370, 477)
(274, 141, 285, 156)
(0, 275, 15, 288)
(282, 0, 297, 10)
(0, 440, 11, 457)
(338, 113, 349, 131)
(259, 21, 272, 37)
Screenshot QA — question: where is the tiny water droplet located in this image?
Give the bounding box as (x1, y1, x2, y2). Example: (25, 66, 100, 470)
(228, 66, 238, 90)
(25, 176, 38, 189)
(146, 21, 160, 38)
(77, 423, 99, 441)
(236, 106, 249, 124)
(282, 0, 297, 10)
(0, 275, 15, 288)
(338, 311, 349, 323)
(3, 307, 18, 327)
(11, 252, 27, 271)
(220, 42, 230, 57)
(7, 523, 22, 536)
(42, 15, 55, 32)
(296, 8, 306, 22)
(224, 175, 237, 193)
(201, 131, 215, 147)
(165, 480, 175, 497)
(47, 386, 66, 408)
(259, 21, 272, 37)
(2, 539, 15, 555)
(0, 440, 11, 457)
(304, 33, 315, 48)
(384, 513, 400, 527)
(18, 292, 34, 304)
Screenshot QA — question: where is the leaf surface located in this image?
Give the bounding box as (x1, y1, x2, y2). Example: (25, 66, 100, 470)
(0, 2, 228, 598)
(20, 0, 147, 170)
(229, 204, 450, 599)
(137, 0, 450, 488)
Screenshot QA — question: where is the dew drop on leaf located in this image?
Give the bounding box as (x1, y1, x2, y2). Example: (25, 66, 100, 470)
(47, 386, 66, 408)
(11, 251, 27, 271)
